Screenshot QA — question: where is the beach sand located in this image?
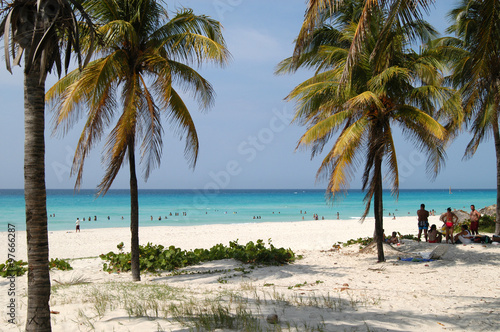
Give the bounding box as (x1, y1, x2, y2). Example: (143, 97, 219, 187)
(1, 216, 499, 331)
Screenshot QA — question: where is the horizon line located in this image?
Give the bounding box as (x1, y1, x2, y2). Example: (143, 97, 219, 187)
(1, 187, 496, 191)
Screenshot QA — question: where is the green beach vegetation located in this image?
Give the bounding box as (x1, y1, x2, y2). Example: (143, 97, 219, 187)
(278, 0, 462, 262)
(99, 239, 297, 274)
(47, 0, 230, 282)
(0, 258, 73, 277)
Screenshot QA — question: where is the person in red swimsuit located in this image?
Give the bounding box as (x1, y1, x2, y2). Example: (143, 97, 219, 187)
(440, 207, 458, 244)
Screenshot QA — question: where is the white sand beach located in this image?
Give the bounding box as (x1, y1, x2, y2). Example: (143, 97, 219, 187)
(1, 216, 499, 331)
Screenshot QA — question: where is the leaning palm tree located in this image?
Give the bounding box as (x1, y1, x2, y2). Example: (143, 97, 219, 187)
(47, 0, 229, 281)
(446, 0, 500, 234)
(0, 0, 92, 331)
(0, 0, 93, 330)
(279, 0, 461, 261)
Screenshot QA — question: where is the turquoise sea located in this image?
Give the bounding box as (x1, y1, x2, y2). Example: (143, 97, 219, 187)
(0, 189, 496, 231)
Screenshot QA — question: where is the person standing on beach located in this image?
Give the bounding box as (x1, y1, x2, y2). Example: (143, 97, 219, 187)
(417, 204, 429, 242)
(440, 207, 458, 244)
(469, 205, 481, 235)
(75, 218, 80, 233)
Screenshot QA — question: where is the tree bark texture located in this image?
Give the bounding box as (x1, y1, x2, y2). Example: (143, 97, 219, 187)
(129, 142, 141, 281)
(492, 112, 500, 235)
(24, 53, 52, 331)
(374, 153, 385, 263)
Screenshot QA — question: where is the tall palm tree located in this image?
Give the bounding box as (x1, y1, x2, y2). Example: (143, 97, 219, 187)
(47, 0, 229, 281)
(0, 0, 94, 330)
(446, 0, 500, 234)
(278, 0, 461, 261)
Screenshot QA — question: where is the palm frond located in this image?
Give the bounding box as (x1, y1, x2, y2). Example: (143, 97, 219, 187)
(321, 119, 366, 200)
(164, 88, 200, 168)
(137, 74, 163, 180)
(344, 91, 384, 112)
(97, 75, 141, 195)
(298, 110, 351, 146)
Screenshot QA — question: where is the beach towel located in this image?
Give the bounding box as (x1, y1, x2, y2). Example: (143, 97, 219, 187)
(400, 258, 434, 262)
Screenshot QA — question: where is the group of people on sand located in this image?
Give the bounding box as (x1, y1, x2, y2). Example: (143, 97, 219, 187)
(416, 203, 484, 244)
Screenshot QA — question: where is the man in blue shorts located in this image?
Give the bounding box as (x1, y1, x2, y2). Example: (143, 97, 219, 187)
(417, 203, 429, 242)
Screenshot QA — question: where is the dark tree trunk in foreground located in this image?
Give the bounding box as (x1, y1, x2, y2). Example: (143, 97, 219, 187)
(493, 112, 500, 235)
(129, 142, 141, 281)
(374, 154, 385, 263)
(24, 54, 52, 331)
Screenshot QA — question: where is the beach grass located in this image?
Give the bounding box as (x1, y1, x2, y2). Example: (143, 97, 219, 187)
(47, 275, 377, 331)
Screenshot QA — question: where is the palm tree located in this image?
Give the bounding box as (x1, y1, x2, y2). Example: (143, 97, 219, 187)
(47, 0, 229, 281)
(446, 0, 500, 234)
(278, 0, 460, 261)
(294, 0, 436, 78)
(0, 0, 94, 330)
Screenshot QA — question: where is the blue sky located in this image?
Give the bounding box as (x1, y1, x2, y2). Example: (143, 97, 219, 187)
(0, 0, 495, 190)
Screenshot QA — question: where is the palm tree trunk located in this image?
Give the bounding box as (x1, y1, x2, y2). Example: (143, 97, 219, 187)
(374, 153, 385, 262)
(128, 141, 141, 281)
(492, 112, 500, 235)
(24, 53, 51, 331)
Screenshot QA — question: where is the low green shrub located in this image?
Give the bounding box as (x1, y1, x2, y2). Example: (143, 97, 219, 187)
(337, 233, 417, 249)
(337, 237, 372, 247)
(398, 233, 417, 240)
(49, 258, 73, 271)
(0, 260, 28, 277)
(100, 239, 296, 274)
(0, 258, 73, 277)
(478, 214, 496, 233)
